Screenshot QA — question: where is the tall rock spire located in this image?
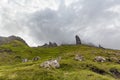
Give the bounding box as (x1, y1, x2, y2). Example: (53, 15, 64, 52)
(75, 35, 81, 45)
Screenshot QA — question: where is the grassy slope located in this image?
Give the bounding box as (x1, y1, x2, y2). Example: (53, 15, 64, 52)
(0, 41, 119, 80)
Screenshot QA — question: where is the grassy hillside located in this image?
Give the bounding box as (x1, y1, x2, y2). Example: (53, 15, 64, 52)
(0, 40, 119, 80)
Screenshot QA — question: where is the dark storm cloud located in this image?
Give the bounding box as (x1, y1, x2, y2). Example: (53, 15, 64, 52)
(1, 0, 120, 49)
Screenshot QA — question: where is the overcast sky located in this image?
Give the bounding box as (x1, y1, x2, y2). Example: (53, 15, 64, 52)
(0, 0, 120, 49)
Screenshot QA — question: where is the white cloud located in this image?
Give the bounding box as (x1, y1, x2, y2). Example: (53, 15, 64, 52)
(0, 0, 120, 49)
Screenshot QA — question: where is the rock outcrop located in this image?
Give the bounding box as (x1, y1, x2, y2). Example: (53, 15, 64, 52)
(99, 44, 105, 49)
(75, 35, 81, 45)
(42, 42, 57, 47)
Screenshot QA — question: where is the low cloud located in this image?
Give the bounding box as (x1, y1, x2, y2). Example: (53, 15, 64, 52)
(0, 0, 120, 49)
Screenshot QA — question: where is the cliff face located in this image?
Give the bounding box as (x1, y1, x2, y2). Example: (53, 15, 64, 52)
(0, 35, 28, 46)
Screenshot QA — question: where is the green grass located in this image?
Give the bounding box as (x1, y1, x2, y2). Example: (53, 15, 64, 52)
(0, 41, 119, 80)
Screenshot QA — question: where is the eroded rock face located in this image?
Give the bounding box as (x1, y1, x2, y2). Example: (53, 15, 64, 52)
(40, 59, 60, 69)
(75, 35, 81, 45)
(94, 56, 106, 62)
(75, 55, 84, 61)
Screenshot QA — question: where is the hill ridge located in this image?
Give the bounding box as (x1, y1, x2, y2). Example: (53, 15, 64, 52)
(0, 35, 28, 46)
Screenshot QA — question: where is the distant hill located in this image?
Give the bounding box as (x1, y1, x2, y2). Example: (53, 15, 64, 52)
(0, 35, 28, 46)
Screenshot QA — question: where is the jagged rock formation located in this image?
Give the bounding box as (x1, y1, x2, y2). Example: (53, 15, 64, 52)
(42, 42, 57, 47)
(0, 35, 28, 46)
(75, 35, 81, 45)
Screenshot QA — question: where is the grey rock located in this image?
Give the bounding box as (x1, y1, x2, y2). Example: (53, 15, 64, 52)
(99, 44, 105, 49)
(75, 54, 84, 61)
(42, 42, 57, 47)
(40, 59, 60, 69)
(94, 56, 106, 62)
(32, 56, 40, 61)
(75, 35, 81, 45)
(22, 58, 28, 63)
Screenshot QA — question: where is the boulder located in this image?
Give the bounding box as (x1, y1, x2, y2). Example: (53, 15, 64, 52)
(94, 56, 106, 62)
(22, 58, 28, 63)
(32, 56, 40, 61)
(40, 61, 51, 68)
(75, 35, 81, 45)
(75, 55, 84, 61)
(50, 60, 60, 68)
(40, 59, 60, 69)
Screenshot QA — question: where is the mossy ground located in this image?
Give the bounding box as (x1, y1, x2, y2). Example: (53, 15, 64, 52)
(0, 41, 119, 80)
